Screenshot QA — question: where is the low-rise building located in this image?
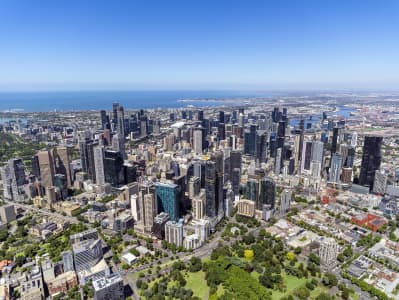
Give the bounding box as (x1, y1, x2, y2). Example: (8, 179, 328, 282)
(47, 271, 78, 298)
(93, 273, 124, 300)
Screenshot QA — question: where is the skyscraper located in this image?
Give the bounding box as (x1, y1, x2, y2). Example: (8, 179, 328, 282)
(93, 145, 105, 185)
(155, 182, 180, 222)
(142, 192, 156, 233)
(103, 150, 124, 187)
(280, 189, 292, 215)
(100, 110, 109, 130)
(244, 124, 257, 156)
(329, 153, 342, 183)
(193, 127, 204, 154)
(56, 147, 72, 188)
(359, 136, 383, 190)
(260, 177, 276, 209)
(79, 136, 96, 181)
(38, 150, 55, 188)
(300, 140, 312, 173)
(1, 158, 26, 200)
(204, 160, 223, 218)
(255, 130, 267, 165)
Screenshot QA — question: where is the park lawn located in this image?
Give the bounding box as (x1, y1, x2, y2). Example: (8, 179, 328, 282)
(310, 286, 329, 298)
(270, 273, 329, 300)
(271, 273, 308, 300)
(184, 271, 209, 299)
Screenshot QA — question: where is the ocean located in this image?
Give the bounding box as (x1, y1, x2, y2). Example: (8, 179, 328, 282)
(0, 90, 272, 112)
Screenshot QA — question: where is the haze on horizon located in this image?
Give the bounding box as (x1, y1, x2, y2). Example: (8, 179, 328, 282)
(0, 0, 398, 92)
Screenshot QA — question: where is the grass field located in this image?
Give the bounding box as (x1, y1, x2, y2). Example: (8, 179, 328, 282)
(184, 271, 209, 299)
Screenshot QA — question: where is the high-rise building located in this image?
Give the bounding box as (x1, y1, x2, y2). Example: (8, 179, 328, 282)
(38, 150, 55, 188)
(260, 177, 276, 209)
(72, 239, 103, 272)
(204, 161, 223, 218)
(54, 174, 67, 199)
(193, 127, 204, 154)
(255, 130, 267, 164)
(319, 237, 339, 265)
(231, 168, 241, 196)
(280, 189, 291, 215)
(373, 169, 388, 195)
(224, 184, 234, 217)
(351, 131, 358, 147)
(192, 190, 206, 220)
(188, 176, 201, 198)
(79, 135, 90, 172)
(31, 154, 41, 178)
(0, 205, 16, 223)
(329, 153, 342, 183)
(103, 150, 124, 187)
(100, 110, 109, 130)
(331, 127, 342, 155)
(275, 148, 282, 175)
(155, 182, 180, 222)
(219, 111, 225, 124)
(143, 192, 157, 233)
(130, 194, 140, 223)
(311, 141, 324, 163)
(140, 115, 148, 138)
(62, 250, 75, 272)
(246, 179, 258, 205)
(359, 136, 383, 190)
(1, 158, 26, 200)
(300, 140, 313, 173)
(56, 147, 72, 188)
(112, 133, 125, 158)
(112, 102, 120, 132)
(165, 221, 183, 247)
(93, 145, 105, 185)
(244, 124, 257, 156)
(152, 212, 170, 240)
(117, 105, 125, 137)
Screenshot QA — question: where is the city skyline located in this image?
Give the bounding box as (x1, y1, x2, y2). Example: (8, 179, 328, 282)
(1, 0, 399, 91)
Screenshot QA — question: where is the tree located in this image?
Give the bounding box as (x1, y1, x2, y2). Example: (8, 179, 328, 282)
(309, 253, 321, 265)
(294, 246, 302, 254)
(293, 286, 310, 300)
(244, 249, 254, 261)
(315, 292, 334, 300)
(322, 273, 338, 287)
(189, 257, 202, 272)
(286, 252, 296, 261)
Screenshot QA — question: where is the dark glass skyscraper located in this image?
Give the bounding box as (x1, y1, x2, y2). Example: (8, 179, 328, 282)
(359, 136, 383, 190)
(260, 177, 276, 209)
(104, 150, 124, 187)
(205, 160, 223, 218)
(244, 124, 257, 156)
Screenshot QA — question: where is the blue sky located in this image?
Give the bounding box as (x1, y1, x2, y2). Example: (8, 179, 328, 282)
(0, 0, 398, 91)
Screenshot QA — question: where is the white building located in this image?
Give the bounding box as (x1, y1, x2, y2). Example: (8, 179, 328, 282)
(93, 273, 124, 300)
(165, 221, 183, 247)
(319, 237, 339, 266)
